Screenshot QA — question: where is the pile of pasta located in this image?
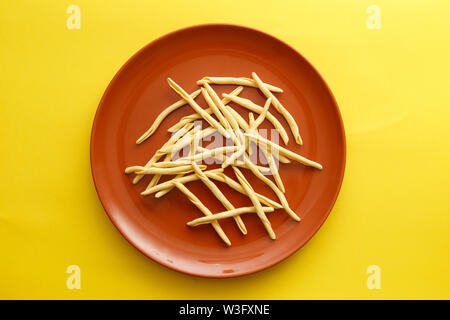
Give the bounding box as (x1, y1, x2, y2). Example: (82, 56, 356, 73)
(125, 73, 322, 246)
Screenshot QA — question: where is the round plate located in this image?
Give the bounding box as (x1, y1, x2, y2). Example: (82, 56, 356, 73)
(90, 24, 346, 278)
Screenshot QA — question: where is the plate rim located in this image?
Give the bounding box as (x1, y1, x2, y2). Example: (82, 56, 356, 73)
(90, 23, 346, 278)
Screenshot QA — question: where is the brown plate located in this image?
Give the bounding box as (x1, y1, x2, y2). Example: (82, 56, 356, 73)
(90, 24, 346, 278)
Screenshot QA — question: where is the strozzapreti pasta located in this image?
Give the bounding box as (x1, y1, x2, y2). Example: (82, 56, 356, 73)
(125, 73, 322, 246)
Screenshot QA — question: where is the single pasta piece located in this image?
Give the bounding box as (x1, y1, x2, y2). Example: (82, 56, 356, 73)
(126, 164, 206, 175)
(248, 112, 255, 127)
(278, 154, 291, 164)
(167, 78, 230, 139)
(252, 72, 302, 145)
(154, 186, 177, 198)
(141, 168, 223, 196)
(136, 90, 201, 144)
(198, 77, 283, 93)
(192, 163, 247, 235)
(191, 124, 201, 155)
(151, 161, 192, 168)
(244, 133, 322, 170)
(232, 166, 276, 239)
(247, 112, 263, 160)
(222, 94, 289, 145)
(168, 116, 199, 134)
(187, 206, 275, 226)
(247, 121, 255, 158)
(168, 87, 244, 132)
(173, 181, 231, 246)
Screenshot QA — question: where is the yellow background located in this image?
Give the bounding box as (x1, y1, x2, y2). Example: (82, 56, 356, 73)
(1, 0, 449, 299)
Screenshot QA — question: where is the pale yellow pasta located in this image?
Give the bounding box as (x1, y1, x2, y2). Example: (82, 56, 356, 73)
(154, 145, 238, 198)
(167, 78, 230, 138)
(197, 147, 270, 173)
(176, 146, 238, 163)
(242, 155, 300, 221)
(198, 77, 283, 93)
(191, 124, 201, 155)
(246, 113, 256, 158)
(126, 73, 325, 245)
(204, 93, 248, 168)
(159, 127, 216, 155)
(201, 87, 230, 129)
(205, 172, 282, 209)
(247, 99, 285, 192)
(248, 112, 255, 127)
(128, 164, 206, 175)
(203, 82, 239, 131)
(260, 142, 291, 164)
(226, 105, 249, 131)
(173, 181, 230, 246)
(136, 90, 201, 144)
(167, 87, 244, 132)
(154, 188, 173, 198)
(233, 167, 276, 239)
(161, 125, 201, 198)
(254, 98, 271, 128)
(260, 144, 285, 193)
(222, 138, 246, 168)
(192, 163, 247, 235)
(150, 161, 191, 168)
(202, 82, 247, 168)
(132, 123, 193, 184)
(145, 153, 171, 190)
(252, 72, 302, 145)
(244, 133, 322, 170)
(278, 154, 291, 163)
(187, 206, 275, 226)
(222, 94, 289, 145)
(168, 117, 196, 134)
(141, 168, 223, 196)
